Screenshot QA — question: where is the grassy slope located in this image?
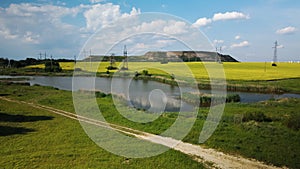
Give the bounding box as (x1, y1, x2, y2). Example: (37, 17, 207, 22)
(0, 86, 204, 168)
(1, 83, 299, 168)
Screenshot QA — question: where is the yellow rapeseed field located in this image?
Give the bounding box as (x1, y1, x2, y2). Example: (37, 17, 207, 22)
(28, 62, 300, 81)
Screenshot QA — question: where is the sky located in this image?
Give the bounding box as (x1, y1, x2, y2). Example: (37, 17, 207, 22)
(0, 0, 299, 62)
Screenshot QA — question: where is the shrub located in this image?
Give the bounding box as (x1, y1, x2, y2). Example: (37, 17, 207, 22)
(226, 94, 240, 102)
(44, 61, 62, 72)
(95, 91, 107, 98)
(74, 68, 82, 71)
(243, 111, 272, 122)
(142, 70, 148, 76)
(134, 71, 141, 77)
(285, 113, 300, 131)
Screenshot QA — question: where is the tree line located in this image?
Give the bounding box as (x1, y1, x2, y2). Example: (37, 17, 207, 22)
(0, 58, 73, 68)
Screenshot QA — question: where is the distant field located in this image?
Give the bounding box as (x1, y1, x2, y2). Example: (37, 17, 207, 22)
(28, 62, 300, 81)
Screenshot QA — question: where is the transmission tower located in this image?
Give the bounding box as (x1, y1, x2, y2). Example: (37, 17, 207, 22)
(272, 41, 278, 66)
(215, 46, 222, 63)
(50, 55, 53, 70)
(38, 52, 43, 60)
(7, 59, 11, 68)
(121, 45, 128, 70)
(107, 53, 118, 70)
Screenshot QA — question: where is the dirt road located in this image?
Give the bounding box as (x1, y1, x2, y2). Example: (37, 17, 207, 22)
(0, 97, 283, 169)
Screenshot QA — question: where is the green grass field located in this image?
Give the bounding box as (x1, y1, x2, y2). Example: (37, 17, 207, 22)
(0, 84, 205, 168)
(1, 82, 299, 168)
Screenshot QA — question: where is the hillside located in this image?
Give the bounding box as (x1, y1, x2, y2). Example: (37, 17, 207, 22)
(81, 51, 238, 62)
(144, 51, 238, 62)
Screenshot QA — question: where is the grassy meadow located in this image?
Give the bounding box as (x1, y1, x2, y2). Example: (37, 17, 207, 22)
(1, 82, 299, 168)
(0, 83, 205, 169)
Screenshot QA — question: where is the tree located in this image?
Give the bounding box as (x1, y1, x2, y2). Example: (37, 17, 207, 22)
(44, 60, 62, 72)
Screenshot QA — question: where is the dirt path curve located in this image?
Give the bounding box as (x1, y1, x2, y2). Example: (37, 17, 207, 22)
(0, 97, 284, 169)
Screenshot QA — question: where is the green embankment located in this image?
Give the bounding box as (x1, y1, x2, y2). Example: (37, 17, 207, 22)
(0, 83, 204, 169)
(1, 82, 299, 168)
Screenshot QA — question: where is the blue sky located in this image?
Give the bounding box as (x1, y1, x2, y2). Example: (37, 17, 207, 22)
(0, 0, 299, 61)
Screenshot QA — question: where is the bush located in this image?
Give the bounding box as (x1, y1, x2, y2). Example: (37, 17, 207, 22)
(74, 68, 82, 71)
(226, 94, 240, 102)
(285, 113, 300, 131)
(243, 111, 272, 122)
(44, 61, 62, 72)
(142, 70, 149, 76)
(95, 91, 107, 98)
(134, 71, 141, 77)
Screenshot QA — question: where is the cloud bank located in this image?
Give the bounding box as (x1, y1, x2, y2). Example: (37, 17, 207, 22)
(193, 11, 249, 28)
(276, 26, 297, 35)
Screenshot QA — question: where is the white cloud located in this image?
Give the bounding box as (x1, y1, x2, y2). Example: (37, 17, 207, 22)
(0, 3, 86, 58)
(193, 17, 212, 28)
(121, 7, 141, 18)
(231, 41, 250, 48)
(133, 20, 189, 35)
(134, 20, 166, 33)
(0, 2, 212, 59)
(212, 11, 250, 21)
(5, 3, 81, 18)
(213, 40, 224, 44)
(161, 4, 167, 8)
(0, 27, 18, 40)
(83, 4, 140, 31)
(90, 0, 105, 3)
(23, 31, 40, 44)
(276, 26, 297, 35)
(235, 35, 241, 40)
(163, 21, 188, 35)
(193, 11, 249, 29)
(83, 3, 121, 31)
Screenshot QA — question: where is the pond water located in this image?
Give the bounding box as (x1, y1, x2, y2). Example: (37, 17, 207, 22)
(1, 76, 300, 108)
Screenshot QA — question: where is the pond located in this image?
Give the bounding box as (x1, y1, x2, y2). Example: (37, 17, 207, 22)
(1, 76, 300, 111)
